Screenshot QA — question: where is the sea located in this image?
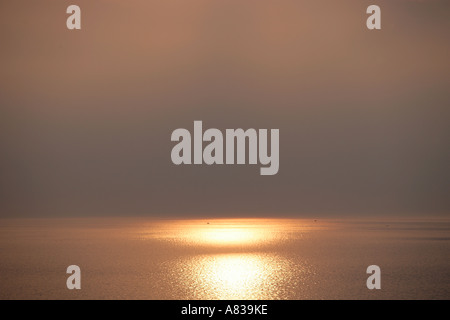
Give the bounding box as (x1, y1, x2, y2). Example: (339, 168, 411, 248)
(0, 217, 449, 299)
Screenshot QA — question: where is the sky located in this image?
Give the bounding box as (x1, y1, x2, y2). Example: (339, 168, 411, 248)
(1, 0, 449, 218)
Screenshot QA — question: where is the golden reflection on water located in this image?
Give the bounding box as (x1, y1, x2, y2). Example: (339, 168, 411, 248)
(140, 219, 321, 299)
(183, 225, 267, 245)
(138, 218, 324, 246)
(172, 253, 308, 300)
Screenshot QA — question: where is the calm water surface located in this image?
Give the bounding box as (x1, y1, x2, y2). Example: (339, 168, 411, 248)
(0, 218, 449, 299)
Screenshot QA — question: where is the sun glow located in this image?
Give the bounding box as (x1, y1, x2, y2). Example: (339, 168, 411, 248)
(173, 253, 300, 299)
(135, 218, 320, 299)
(137, 218, 322, 246)
(206, 254, 266, 288)
(188, 226, 264, 245)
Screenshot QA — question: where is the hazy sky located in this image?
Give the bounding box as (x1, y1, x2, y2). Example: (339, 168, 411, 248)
(1, 0, 449, 218)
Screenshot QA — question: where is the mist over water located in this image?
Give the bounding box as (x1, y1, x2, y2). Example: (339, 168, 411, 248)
(1, 218, 449, 299)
